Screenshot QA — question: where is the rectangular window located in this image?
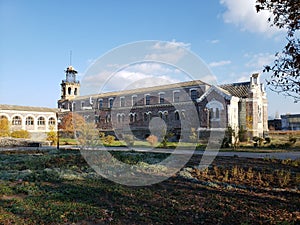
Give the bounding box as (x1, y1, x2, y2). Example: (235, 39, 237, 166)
(159, 93, 165, 104)
(120, 97, 125, 107)
(98, 99, 103, 109)
(173, 91, 180, 103)
(81, 101, 85, 109)
(109, 98, 114, 108)
(145, 95, 150, 105)
(132, 95, 137, 106)
(190, 89, 198, 101)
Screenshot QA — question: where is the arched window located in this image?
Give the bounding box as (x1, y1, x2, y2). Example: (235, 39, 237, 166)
(68, 87, 72, 95)
(0, 115, 8, 122)
(26, 116, 34, 125)
(74, 88, 78, 95)
(37, 117, 45, 126)
(144, 112, 148, 121)
(117, 114, 121, 123)
(164, 111, 169, 121)
(129, 114, 134, 123)
(134, 113, 137, 122)
(148, 112, 152, 120)
(121, 114, 125, 122)
(174, 111, 180, 120)
(181, 111, 186, 120)
(48, 117, 56, 126)
(158, 111, 163, 119)
(12, 116, 22, 125)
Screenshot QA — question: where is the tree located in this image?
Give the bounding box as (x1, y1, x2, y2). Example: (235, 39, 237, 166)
(47, 128, 58, 146)
(256, 0, 300, 101)
(60, 112, 86, 138)
(0, 117, 10, 137)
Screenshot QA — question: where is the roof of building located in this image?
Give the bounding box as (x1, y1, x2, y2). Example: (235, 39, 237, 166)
(75, 79, 210, 100)
(0, 104, 57, 113)
(219, 82, 250, 98)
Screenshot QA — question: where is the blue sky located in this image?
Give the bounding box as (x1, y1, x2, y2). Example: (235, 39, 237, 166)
(0, 0, 298, 118)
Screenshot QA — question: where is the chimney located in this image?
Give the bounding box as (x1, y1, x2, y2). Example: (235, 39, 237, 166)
(251, 73, 259, 86)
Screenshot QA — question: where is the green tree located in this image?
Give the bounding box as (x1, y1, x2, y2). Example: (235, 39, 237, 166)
(0, 117, 10, 137)
(256, 0, 300, 101)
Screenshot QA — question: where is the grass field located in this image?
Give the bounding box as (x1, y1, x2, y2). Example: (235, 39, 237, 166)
(0, 149, 299, 224)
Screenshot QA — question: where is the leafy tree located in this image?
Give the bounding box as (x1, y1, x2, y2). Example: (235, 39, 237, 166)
(60, 112, 86, 138)
(256, 0, 300, 101)
(47, 129, 57, 146)
(0, 117, 10, 137)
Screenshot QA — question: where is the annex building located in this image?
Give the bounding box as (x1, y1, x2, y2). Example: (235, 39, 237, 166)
(58, 65, 268, 140)
(0, 104, 57, 140)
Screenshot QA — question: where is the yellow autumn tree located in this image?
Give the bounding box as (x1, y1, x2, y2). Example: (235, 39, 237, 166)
(0, 117, 10, 137)
(60, 112, 86, 138)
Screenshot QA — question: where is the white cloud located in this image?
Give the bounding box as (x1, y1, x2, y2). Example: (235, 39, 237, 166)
(208, 39, 220, 44)
(145, 40, 191, 63)
(220, 0, 280, 36)
(209, 60, 231, 68)
(245, 52, 275, 69)
(81, 62, 187, 95)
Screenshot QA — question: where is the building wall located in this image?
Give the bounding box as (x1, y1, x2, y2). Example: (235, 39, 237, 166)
(0, 109, 57, 141)
(57, 73, 268, 141)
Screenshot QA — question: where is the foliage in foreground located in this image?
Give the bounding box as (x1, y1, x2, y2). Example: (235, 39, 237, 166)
(0, 150, 299, 224)
(256, 0, 300, 101)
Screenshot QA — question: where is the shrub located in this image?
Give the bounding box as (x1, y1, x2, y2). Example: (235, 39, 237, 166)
(288, 134, 297, 145)
(252, 136, 264, 147)
(146, 135, 158, 147)
(123, 134, 135, 147)
(11, 130, 30, 139)
(238, 126, 247, 142)
(189, 128, 198, 143)
(104, 135, 115, 145)
(264, 136, 271, 144)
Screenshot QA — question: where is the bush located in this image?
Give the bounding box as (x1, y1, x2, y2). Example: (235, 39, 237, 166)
(11, 130, 30, 139)
(264, 136, 271, 144)
(123, 134, 135, 147)
(146, 135, 158, 147)
(252, 136, 264, 147)
(104, 135, 115, 145)
(238, 126, 247, 142)
(288, 134, 297, 145)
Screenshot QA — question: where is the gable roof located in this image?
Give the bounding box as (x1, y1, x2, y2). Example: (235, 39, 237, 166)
(197, 85, 232, 102)
(219, 82, 250, 98)
(0, 104, 57, 113)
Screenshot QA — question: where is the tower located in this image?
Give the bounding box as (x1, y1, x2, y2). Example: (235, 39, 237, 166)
(58, 66, 80, 110)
